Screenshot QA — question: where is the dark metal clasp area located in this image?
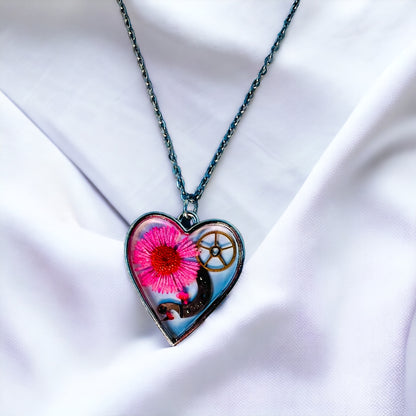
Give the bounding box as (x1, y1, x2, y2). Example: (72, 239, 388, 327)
(178, 197, 199, 228)
(178, 210, 199, 229)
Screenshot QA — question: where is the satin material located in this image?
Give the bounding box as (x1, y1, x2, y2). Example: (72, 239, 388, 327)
(1, 1, 415, 415)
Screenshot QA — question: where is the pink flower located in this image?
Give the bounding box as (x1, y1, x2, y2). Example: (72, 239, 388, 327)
(133, 225, 200, 294)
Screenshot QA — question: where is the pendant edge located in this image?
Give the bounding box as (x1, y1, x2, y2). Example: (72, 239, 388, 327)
(124, 211, 245, 346)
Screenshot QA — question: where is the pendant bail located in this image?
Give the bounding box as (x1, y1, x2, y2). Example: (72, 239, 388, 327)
(178, 195, 199, 228)
(182, 195, 198, 215)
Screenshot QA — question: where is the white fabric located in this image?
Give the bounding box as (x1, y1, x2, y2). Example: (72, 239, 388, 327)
(1, 0, 416, 415)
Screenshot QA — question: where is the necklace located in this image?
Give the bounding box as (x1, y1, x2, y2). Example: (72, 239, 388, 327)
(117, 0, 301, 346)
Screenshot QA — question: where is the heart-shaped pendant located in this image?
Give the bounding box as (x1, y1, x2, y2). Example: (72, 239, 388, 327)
(125, 212, 244, 345)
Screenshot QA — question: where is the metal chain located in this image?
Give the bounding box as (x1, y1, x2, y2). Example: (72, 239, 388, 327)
(116, 0, 301, 214)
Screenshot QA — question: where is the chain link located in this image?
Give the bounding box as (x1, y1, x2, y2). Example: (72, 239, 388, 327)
(116, 0, 301, 213)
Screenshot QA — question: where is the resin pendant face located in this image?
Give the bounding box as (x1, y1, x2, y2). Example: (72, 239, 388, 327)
(125, 212, 244, 346)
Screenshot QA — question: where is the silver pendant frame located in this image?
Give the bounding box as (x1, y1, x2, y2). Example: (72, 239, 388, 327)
(125, 212, 245, 346)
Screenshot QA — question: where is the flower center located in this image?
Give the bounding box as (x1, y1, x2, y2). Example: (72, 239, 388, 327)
(150, 245, 181, 275)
